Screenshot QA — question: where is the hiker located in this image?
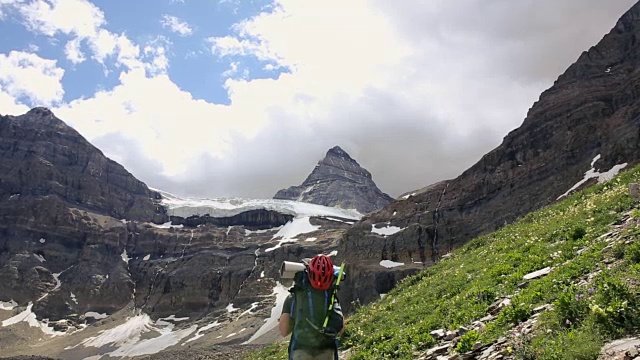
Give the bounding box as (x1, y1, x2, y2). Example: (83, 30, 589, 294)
(279, 254, 345, 360)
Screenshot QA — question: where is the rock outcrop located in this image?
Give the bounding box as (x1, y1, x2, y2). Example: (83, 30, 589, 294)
(274, 146, 393, 214)
(336, 1, 640, 310)
(0, 112, 357, 358)
(0, 107, 166, 222)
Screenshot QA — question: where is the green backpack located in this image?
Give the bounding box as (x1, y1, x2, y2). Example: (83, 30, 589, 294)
(287, 269, 344, 356)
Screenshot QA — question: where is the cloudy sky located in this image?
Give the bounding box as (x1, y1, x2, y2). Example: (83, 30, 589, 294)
(0, 0, 636, 199)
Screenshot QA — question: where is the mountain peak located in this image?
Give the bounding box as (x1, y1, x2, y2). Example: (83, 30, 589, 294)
(326, 145, 352, 160)
(274, 146, 393, 213)
(27, 107, 54, 117)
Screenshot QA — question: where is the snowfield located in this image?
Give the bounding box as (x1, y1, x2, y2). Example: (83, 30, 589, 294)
(153, 188, 363, 220)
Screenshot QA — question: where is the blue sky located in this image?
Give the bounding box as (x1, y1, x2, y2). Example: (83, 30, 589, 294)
(0, 0, 284, 105)
(0, 0, 635, 199)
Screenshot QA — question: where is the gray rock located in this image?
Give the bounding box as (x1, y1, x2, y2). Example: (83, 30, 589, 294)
(274, 146, 393, 214)
(523, 267, 552, 280)
(430, 329, 446, 339)
(426, 344, 451, 357)
(444, 330, 458, 341)
(630, 183, 640, 201)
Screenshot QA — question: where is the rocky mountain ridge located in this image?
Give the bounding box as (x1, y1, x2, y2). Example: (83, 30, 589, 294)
(274, 146, 393, 214)
(333, 0, 640, 311)
(0, 107, 166, 222)
(0, 109, 365, 359)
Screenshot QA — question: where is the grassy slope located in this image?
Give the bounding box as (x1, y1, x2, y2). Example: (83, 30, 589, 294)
(247, 165, 640, 360)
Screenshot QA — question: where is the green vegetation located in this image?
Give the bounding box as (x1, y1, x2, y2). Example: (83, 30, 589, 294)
(246, 165, 640, 360)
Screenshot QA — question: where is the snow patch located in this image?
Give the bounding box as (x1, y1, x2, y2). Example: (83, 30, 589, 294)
(33, 253, 45, 262)
(39, 238, 46, 244)
(380, 260, 405, 268)
(149, 221, 184, 229)
(245, 228, 276, 236)
(85, 312, 108, 320)
(83, 356, 103, 360)
(238, 302, 259, 318)
(121, 250, 130, 263)
(143, 254, 151, 261)
(0, 300, 18, 311)
(265, 217, 320, 252)
(159, 315, 189, 322)
(70, 292, 77, 304)
(323, 217, 355, 224)
(79, 314, 196, 357)
(558, 154, 628, 200)
(260, 271, 265, 278)
(327, 250, 338, 257)
(305, 237, 317, 242)
(226, 303, 239, 313)
(371, 224, 404, 236)
(401, 192, 416, 200)
(183, 320, 221, 344)
(1, 302, 66, 336)
(245, 283, 290, 344)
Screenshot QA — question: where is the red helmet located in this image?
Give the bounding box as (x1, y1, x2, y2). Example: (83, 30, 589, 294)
(307, 255, 334, 291)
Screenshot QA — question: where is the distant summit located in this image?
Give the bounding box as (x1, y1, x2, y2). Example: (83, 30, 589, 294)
(273, 146, 393, 213)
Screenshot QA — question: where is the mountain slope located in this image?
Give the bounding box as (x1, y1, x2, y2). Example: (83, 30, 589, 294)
(333, 0, 640, 311)
(274, 146, 393, 214)
(0, 107, 165, 222)
(0, 110, 371, 359)
(249, 159, 640, 360)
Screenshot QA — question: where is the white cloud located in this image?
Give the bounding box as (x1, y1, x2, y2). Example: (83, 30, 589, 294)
(18, 0, 104, 38)
(0, 85, 29, 115)
(221, 61, 239, 78)
(87, 28, 118, 63)
(5, 0, 633, 200)
(0, 0, 25, 20)
(54, 68, 257, 176)
(143, 45, 169, 75)
(64, 38, 85, 64)
(3, 0, 162, 74)
(161, 14, 193, 36)
(0, 51, 64, 106)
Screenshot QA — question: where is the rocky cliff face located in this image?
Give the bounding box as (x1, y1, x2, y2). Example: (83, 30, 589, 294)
(336, 1, 640, 310)
(0, 107, 165, 222)
(0, 116, 358, 358)
(274, 146, 393, 214)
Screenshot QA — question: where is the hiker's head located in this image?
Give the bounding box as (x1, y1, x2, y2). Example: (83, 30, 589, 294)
(307, 254, 334, 290)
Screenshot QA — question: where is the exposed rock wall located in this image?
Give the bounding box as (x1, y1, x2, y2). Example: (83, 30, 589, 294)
(274, 146, 393, 214)
(170, 209, 293, 229)
(0, 107, 165, 222)
(337, 1, 640, 309)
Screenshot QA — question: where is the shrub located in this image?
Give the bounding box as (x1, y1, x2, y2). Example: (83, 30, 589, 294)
(501, 302, 531, 325)
(455, 330, 479, 353)
(570, 226, 587, 241)
(590, 273, 640, 336)
(624, 242, 640, 264)
(554, 286, 589, 328)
